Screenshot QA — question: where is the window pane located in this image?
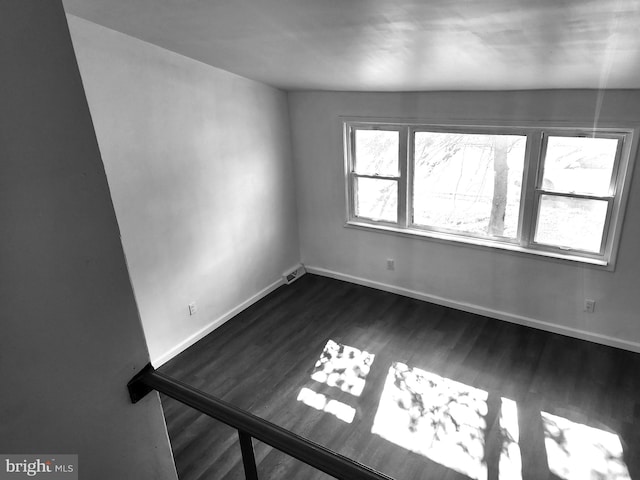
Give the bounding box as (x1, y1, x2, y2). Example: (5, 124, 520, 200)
(355, 177, 397, 222)
(535, 195, 608, 252)
(542, 136, 618, 196)
(413, 132, 526, 239)
(354, 130, 399, 176)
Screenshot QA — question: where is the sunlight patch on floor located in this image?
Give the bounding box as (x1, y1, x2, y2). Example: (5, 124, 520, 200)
(498, 397, 521, 480)
(310, 339, 375, 397)
(372, 362, 488, 479)
(542, 411, 630, 480)
(372, 362, 522, 480)
(297, 387, 356, 423)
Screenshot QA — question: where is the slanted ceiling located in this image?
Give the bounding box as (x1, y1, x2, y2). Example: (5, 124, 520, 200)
(63, 0, 640, 91)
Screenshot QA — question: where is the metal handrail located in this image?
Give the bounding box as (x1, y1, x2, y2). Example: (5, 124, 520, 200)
(128, 364, 394, 480)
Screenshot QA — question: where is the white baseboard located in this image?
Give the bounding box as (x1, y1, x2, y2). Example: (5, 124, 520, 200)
(305, 265, 640, 354)
(151, 277, 285, 367)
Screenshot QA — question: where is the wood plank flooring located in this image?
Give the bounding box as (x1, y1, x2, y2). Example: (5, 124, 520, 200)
(160, 274, 640, 480)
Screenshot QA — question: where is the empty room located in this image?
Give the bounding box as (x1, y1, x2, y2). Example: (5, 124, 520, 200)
(2, 1, 640, 479)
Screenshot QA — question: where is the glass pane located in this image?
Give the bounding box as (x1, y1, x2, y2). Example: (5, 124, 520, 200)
(413, 132, 526, 239)
(354, 130, 399, 176)
(535, 195, 608, 252)
(542, 136, 618, 196)
(355, 177, 397, 222)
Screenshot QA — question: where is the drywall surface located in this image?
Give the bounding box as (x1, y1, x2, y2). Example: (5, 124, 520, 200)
(0, 2, 178, 479)
(67, 16, 300, 363)
(289, 90, 640, 350)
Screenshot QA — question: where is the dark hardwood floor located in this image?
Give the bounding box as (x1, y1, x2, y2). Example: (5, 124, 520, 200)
(160, 274, 640, 480)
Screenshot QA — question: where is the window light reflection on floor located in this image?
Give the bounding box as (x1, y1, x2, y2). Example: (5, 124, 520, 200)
(310, 339, 375, 397)
(542, 411, 630, 480)
(297, 387, 356, 423)
(371, 362, 522, 480)
(498, 397, 521, 480)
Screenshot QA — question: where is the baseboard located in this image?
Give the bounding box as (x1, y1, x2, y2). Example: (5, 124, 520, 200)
(305, 265, 640, 354)
(151, 277, 285, 367)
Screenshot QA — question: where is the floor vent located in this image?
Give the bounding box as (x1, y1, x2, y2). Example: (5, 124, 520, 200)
(283, 264, 306, 285)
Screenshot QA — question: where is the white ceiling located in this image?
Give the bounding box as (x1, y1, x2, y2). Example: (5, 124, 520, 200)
(63, 0, 640, 91)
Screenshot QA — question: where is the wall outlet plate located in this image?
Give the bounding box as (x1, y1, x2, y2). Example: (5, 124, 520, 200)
(584, 299, 596, 313)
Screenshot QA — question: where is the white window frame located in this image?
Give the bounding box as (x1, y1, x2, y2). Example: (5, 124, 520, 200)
(343, 119, 637, 270)
(347, 124, 406, 226)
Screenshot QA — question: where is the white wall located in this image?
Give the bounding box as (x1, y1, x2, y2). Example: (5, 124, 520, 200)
(289, 90, 640, 351)
(0, 2, 177, 479)
(67, 16, 300, 365)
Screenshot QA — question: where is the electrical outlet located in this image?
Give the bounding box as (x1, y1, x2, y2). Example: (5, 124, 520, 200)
(386, 259, 395, 271)
(584, 299, 595, 313)
(188, 302, 198, 316)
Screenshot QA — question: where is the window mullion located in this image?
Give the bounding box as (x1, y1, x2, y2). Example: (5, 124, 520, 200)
(355, 173, 400, 181)
(536, 191, 613, 202)
(519, 130, 543, 247)
(398, 127, 409, 227)
(346, 125, 357, 222)
(599, 197, 615, 255)
(349, 172, 357, 219)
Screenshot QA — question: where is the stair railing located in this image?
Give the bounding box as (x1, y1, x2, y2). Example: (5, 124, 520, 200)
(128, 364, 393, 480)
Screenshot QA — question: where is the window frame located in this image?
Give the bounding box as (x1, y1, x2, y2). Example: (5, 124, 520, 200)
(407, 125, 530, 244)
(528, 131, 626, 261)
(343, 119, 637, 270)
(347, 124, 406, 226)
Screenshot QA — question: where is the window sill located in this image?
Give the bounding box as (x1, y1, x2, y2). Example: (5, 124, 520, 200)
(344, 220, 612, 270)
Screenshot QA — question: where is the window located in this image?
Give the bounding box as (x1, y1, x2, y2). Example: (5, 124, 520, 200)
(351, 127, 402, 223)
(344, 121, 635, 267)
